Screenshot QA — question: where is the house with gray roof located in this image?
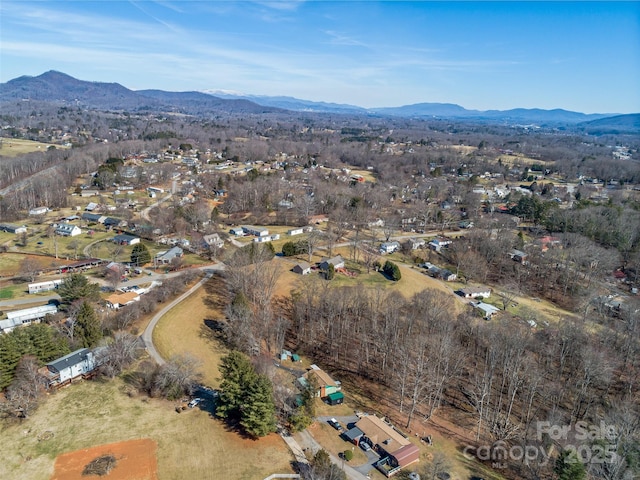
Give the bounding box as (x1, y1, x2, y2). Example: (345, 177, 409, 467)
(319, 255, 345, 270)
(155, 246, 183, 264)
(42, 348, 102, 387)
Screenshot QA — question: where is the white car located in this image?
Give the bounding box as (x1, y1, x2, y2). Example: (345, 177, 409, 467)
(188, 398, 203, 408)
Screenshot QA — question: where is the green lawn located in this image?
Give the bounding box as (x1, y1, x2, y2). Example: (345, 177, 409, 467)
(0, 286, 15, 299)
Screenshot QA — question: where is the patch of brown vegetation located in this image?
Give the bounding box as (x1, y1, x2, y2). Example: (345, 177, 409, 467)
(52, 439, 157, 480)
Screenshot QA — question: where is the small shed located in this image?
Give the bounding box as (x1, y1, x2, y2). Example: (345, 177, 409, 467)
(326, 391, 344, 406)
(293, 261, 311, 275)
(291, 353, 301, 362)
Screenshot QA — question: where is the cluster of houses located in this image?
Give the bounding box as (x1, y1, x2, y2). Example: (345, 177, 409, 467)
(229, 225, 280, 243)
(293, 362, 420, 476)
(291, 255, 346, 276)
(420, 262, 457, 282)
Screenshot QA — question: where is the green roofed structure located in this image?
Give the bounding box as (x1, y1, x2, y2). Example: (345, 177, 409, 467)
(327, 391, 344, 405)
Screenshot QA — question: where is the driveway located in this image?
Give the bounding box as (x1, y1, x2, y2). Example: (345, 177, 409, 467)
(295, 429, 370, 480)
(140, 268, 217, 365)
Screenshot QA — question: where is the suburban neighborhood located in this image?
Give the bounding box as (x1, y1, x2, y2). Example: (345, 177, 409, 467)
(0, 66, 638, 480)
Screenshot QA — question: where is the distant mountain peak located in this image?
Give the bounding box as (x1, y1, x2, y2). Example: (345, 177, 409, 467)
(0, 71, 634, 130)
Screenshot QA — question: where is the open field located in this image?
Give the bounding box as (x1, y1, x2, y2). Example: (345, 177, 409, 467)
(0, 252, 70, 277)
(496, 153, 554, 166)
(272, 253, 465, 314)
(153, 279, 228, 388)
(0, 378, 294, 480)
(0, 138, 68, 157)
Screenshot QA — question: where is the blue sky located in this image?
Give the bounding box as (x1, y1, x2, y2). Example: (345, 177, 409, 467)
(1, 1, 638, 113)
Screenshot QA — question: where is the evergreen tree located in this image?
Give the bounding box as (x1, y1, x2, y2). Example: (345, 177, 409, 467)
(58, 273, 100, 305)
(217, 351, 257, 419)
(131, 243, 151, 266)
(325, 263, 335, 280)
(383, 260, 402, 281)
(0, 324, 69, 389)
(282, 241, 296, 257)
(554, 449, 586, 480)
(240, 374, 277, 437)
(75, 301, 102, 348)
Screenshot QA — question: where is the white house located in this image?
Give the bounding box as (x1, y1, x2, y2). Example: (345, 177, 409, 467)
(320, 255, 345, 270)
(113, 234, 140, 245)
(288, 227, 304, 236)
(0, 223, 27, 234)
(105, 291, 140, 309)
(28, 279, 63, 294)
(29, 206, 49, 216)
(380, 241, 400, 254)
(253, 234, 280, 243)
(428, 237, 452, 252)
(459, 286, 492, 299)
(474, 302, 500, 319)
(55, 223, 82, 237)
(407, 238, 426, 250)
(242, 225, 269, 237)
(202, 233, 224, 249)
(43, 348, 101, 387)
(155, 246, 183, 264)
(0, 304, 58, 333)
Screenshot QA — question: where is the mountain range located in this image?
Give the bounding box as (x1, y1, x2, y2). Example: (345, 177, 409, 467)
(1, 71, 638, 132)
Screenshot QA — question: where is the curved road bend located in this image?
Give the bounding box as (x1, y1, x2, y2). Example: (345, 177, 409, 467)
(141, 267, 218, 365)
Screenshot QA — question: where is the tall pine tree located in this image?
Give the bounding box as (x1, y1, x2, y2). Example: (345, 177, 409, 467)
(131, 243, 151, 266)
(58, 273, 100, 305)
(217, 351, 256, 420)
(240, 374, 277, 437)
(217, 351, 277, 437)
(75, 301, 102, 348)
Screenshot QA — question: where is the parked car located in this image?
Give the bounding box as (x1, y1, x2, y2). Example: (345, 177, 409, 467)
(328, 418, 343, 431)
(360, 440, 372, 451)
(188, 398, 203, 408)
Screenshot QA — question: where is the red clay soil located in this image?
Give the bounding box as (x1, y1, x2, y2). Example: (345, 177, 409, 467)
(51, 438, 157, 480)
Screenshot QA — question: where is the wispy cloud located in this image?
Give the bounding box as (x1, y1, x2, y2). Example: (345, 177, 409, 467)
(323, 30, 368, 47)
(252, 0, 306, 12)
(128, 0, 184, 33)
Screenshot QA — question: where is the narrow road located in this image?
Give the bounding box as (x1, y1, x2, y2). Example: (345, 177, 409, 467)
(141, 268, 217, 365)
(0, 294, 60, 308)
(140, 193, 172, 222)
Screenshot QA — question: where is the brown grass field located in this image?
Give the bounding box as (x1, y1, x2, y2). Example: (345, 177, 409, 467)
(0, 378, 294, 480)
(0, 138, 68, 157)
(152, 281, 228, 388)
(52, 438, 157, 480)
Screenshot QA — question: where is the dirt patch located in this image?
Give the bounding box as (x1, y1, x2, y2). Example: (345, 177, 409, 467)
(52, 438, 157, 480)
